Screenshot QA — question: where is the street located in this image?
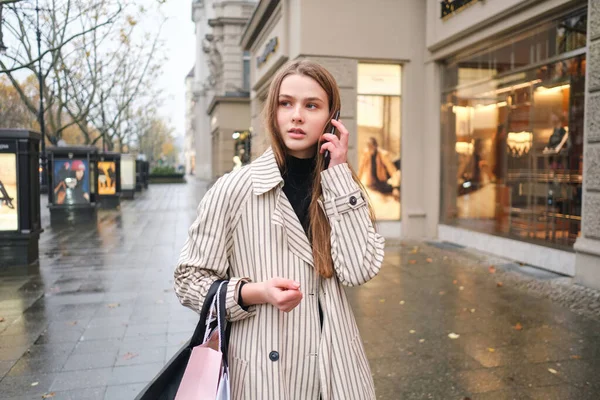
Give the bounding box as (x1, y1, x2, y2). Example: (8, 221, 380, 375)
(0, 181, 599, 399)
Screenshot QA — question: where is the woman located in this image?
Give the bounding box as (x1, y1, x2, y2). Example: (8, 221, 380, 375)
(175, 60, 385, 400)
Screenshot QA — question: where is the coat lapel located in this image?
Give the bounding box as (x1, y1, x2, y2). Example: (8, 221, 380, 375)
(251, 147, 315, 267)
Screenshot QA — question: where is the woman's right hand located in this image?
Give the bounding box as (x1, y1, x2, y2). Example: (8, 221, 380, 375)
(264, 278, 303, 312)
(241, 278, 303, 312)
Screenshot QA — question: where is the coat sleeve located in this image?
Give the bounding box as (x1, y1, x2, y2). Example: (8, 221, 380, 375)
(320, 163, 385, 286)
(174, 175, 255, 322)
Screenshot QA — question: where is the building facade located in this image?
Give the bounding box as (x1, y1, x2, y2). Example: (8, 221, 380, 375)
(235, 0, 600, 288)
(191, 0, 256, 180)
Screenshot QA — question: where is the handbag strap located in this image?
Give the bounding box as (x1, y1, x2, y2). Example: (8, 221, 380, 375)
(189, 279, 227, 347)
(216, 281, 230, 367)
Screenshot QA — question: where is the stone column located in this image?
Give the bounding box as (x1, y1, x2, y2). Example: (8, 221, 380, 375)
(574, 0, 600, 290)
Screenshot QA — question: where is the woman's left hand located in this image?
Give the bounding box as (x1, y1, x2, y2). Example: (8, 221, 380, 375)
(320, 119, 349, 168)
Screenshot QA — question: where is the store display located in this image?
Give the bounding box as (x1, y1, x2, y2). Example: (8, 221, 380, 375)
(357, 63, 402, 221)
(440, 11, 586, 249)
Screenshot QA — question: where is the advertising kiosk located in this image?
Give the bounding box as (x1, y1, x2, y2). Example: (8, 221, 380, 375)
(0, 129, 42, 267)
(47, 146, 98, 225)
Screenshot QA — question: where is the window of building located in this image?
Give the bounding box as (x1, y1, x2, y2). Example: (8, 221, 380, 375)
(440, 8, 587, 249)
(242, 51, 251, 93)
(357, 63, 402, 221)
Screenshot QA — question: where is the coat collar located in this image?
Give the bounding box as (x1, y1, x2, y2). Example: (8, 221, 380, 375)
(251, 147, 314, 267)
(251, 147, 284, 196)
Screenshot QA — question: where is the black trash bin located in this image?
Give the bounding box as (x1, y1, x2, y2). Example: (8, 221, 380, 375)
(142, 160, 150, 189)
(135, 158, 143, 192)
(47, 146, 98, 225)
(0, 129, 43, 268)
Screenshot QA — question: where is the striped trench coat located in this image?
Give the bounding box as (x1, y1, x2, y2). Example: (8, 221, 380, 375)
(174, 147, 385, 400)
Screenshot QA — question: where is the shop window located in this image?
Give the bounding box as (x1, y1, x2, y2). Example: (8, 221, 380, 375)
(357, 63, 402, 221)
(441, 42, 585, 249)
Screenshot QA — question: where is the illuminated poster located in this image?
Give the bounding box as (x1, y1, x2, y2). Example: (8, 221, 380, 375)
(0, 153, 18, 231)
(98, 161, 117, 195)
(120, 156, 136, 190)
(53, 158, 90, 205)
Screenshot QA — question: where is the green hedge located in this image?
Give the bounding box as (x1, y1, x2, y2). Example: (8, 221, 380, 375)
(150, 166, 177, 175)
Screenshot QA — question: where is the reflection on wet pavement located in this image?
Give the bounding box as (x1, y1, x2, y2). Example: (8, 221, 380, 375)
(0, 181, 599, 399)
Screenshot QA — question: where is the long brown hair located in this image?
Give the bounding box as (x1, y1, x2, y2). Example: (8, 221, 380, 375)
(263, 59, 377, 278)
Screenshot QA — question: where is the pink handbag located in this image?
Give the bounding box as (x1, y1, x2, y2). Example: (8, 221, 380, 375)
(175, 282, 230, 400)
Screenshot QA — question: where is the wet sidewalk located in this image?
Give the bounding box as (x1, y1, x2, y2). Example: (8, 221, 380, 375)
(0, 181, 599, 399)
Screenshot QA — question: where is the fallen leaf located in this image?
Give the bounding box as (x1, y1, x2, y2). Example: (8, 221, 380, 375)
(409, 260, 417, 265)
(123, 352, 138, 360)
(419, 339, 425, 343)
(514, 323, 523, 331)
(42, 393, 56, 399)
(107, 303, 120, 309)
(548, 368, 558, 374)
(488, 266, 496, 274)
(410, 246, 419, 254)
(497, 282, 504, 287)
(470, 309, 476, 313)
(448, 333, 460, 340)
(399, 301, 405, 305)
(487, 348, 495, 352)
(409, 330, 416, 334)
(379, 299, 386, 304)
(426, 258, 433, 263)
(31, 382, 39, 387)
(570, 355, 581, 360)
(453, 280, 458, 285)
(459, 286, 465, 291)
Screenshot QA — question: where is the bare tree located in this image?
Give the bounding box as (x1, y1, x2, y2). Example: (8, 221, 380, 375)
(0, 0, 168, 148)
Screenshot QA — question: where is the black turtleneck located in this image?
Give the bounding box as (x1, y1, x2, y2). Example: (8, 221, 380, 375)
(282, 154, 324, 330)
(282, 154, 316, 234)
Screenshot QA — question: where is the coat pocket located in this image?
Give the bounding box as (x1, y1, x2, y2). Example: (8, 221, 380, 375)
(230, 357, 248, 400)
(350, 335, 376, 400)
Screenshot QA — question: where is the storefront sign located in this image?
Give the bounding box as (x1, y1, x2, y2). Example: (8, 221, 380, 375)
(256, 37, 278, 68)
(440, 0, 480, 19)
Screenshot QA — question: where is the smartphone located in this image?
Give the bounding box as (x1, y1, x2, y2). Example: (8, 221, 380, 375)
(324, 110, 340, 168)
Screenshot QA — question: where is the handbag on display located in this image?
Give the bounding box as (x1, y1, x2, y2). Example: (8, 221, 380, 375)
(135, 280, 231, 400)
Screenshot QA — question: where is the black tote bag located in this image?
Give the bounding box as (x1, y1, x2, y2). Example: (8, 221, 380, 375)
(135, 280, 230, 400)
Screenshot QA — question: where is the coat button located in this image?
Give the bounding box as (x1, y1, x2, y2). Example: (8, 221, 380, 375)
(269, 351, 279, 362)
(349, 195, 357, 206)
